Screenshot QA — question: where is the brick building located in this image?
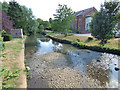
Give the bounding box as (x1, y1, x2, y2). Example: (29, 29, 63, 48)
(0, 10, 14, 34)
(70, 7, 97, 34)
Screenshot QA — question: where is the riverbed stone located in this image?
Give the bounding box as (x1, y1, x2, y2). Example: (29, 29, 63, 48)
(27, 49, 120, 88)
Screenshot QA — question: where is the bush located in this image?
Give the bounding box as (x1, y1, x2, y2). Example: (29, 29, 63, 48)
(2, 34, 12, 41)
(72, 39, 78, 45)
(2, 43, 6, 51)
(68, 30, 72, 33)
(76, 39, 81, 42)
(0, 37, 5, 51)
(87, 37, 93, 42)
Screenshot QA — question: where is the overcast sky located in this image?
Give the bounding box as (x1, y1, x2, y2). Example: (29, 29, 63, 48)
(1, 0, 105, 21)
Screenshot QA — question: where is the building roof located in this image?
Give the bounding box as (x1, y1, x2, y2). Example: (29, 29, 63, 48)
(74, 7, 96, 16)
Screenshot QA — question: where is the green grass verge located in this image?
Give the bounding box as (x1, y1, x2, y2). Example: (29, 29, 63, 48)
(45, 32, 120, 55)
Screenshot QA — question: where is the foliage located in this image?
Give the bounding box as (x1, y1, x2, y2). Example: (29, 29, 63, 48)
(52, 4, 75, 36)
(0, 68, 21, 89)
(21, 6, 39, 35)
(37, 24, 45, 33)
(37, 18, 51, 31)
(0, 1, 9, 14)
(2, 34, 12, 41)
(1, 53, 7, 57)
(68, 30, 72, 33)
(8, 1, 23, 29)
(90, 1, 119, 45)
(1, 30, 6, 34)
(1, 1, 39, 35)
(42, 21, 51, 29)
(39, 25, 44, 31)
(2, 43, 5, 51)
(73, 39, 81, 45)
(87, 37, 94, 42)
(24, 60, 31, 79)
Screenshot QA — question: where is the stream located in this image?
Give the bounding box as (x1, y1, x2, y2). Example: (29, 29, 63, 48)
(25, 35, 120, 88)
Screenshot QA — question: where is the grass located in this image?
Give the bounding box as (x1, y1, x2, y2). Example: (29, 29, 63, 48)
(1, 37, 25, 88)
(46, 32, 120, 50)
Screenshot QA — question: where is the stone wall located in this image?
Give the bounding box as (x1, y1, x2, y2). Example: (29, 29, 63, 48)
(11, 29, 23, 38)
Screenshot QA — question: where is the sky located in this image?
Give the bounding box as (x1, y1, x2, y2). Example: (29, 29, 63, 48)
(1, 0, 105, 21)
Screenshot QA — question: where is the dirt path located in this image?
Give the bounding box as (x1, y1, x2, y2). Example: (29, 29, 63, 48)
(2, 38, 27, 88)
(17, 39, 27, 88)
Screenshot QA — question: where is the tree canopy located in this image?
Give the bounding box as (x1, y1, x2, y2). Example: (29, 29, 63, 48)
(52, 4, 75, 36)
(0, 1, 44, 35)
(90, 1, 120, 45)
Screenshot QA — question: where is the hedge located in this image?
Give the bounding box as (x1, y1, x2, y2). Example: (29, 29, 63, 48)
(2, 34, 12, 41)
(73, 41, 120, 55)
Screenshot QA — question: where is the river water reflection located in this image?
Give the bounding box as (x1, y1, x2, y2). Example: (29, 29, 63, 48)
(25, 35, 120, 88)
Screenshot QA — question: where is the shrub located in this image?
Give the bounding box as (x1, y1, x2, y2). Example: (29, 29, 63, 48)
(72, 39, 78, 45)
(78, 42, 86, 48)
(2, 34, 13, 41)
(0, 37, 5, 51)
(76, 39, 81, 42)
(87, 37, 93, 42)
(41, 30, 46, 35)
(68, 30, 72, 33)
(2, 43, 6, 51)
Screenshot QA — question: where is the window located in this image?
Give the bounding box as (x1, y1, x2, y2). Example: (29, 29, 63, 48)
(85, 17, 92, 30)
(75, 21, 77, 29)
(79, 21, 81, 29)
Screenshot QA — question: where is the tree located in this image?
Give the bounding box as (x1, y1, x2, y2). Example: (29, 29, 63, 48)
(52, 4, 75, 36)
(7, 1, 23, 29)
(39, 25, 44, 31)
(1, 1, 9, 14)
(90, 1, 119, 45)
(49, 18, 53, 24)
(42, 21, 51, 29)
(21, 6, 37, 35)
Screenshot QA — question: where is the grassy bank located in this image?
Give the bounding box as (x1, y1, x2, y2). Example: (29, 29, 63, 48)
(45, 32, 120, 55)
(1, 37, 27, 88)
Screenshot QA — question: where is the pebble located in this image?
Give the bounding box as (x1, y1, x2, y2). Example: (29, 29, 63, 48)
(115, 67, 120, 71)
(26, 66, 30, 70)
(97, 59, 100, 62)
(28, 51, 120, 88)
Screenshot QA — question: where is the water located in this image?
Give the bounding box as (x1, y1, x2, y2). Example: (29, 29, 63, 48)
(25, 35, 120, 88)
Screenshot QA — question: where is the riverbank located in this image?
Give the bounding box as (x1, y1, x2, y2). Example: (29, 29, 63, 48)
(45, 32, 120, 55)
(1, 37, 27, 88)
(26, 35, 119, 88)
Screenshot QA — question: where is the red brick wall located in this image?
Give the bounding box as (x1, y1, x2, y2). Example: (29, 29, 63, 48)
(0, 10, 13, 34)
(71, 7, 97, 33)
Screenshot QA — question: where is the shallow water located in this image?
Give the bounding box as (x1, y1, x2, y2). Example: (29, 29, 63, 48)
(25, 35, 120, 88)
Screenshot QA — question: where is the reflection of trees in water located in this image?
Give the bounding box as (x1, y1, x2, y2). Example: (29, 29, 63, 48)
(52, 41, 68, 55)
(52, 40, 77, 55)
(40, 38, 50, 42)
(86, 65, 112, 86)
(25, 35, 40, 58)
(52, 41, 59, 45)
